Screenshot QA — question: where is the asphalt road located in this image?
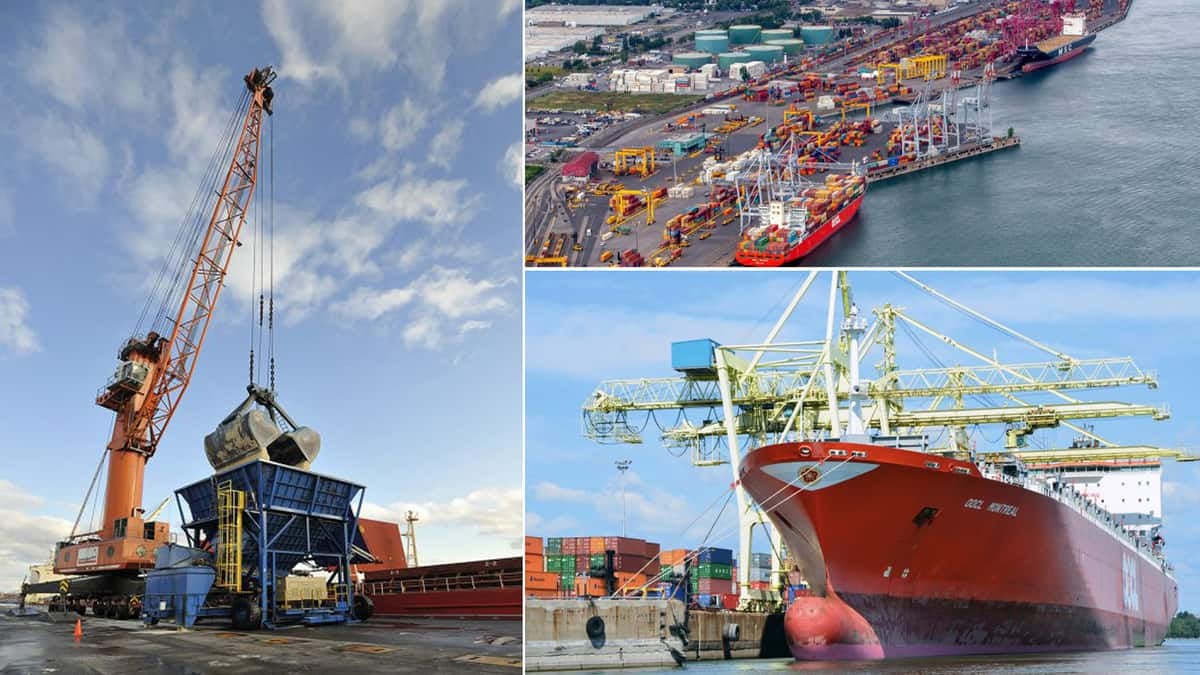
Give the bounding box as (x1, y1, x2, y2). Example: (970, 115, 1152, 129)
(0, 611, 522, 674)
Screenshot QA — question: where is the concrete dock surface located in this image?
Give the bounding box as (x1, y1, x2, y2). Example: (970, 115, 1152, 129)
(0, 611, 522, 674)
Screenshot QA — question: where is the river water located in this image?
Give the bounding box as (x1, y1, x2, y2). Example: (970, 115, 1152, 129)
(803, 0, 1200, 267)
(548, 640, 1200, 673)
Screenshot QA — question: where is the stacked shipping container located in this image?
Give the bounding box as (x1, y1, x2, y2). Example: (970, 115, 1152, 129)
(533, 536, 663, 597)
(526, 536, 560, 598)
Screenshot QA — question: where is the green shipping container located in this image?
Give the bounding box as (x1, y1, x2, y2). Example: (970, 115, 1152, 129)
(697, 563, 732, 579)
(546, 538, 563, 554)
(590, 553, 605, 570)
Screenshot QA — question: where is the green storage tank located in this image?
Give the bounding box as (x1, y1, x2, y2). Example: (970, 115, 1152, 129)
(673, 51, 713, 69)
(694, 30, 729, 54)
(800, 26, 835, 46)
(766, 38, 805, 56)
(728, 24, 762, 45)
(760, 28, 793, 42)
(717, 51, 753, 71)
(746, 44, 784, 64)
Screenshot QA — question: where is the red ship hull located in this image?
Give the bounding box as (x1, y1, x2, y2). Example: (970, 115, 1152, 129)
(734, 194, 864, 267)
(368, 587, 521, 619)
(739, 442, 1177, 660)
(362, 557, 523, 619)
(1022, 40, 1092, 73)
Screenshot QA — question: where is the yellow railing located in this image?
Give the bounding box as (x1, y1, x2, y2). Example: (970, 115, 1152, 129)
(215, 481, 245, 591)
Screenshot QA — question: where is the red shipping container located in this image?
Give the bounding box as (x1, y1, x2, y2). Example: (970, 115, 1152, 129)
(577, 554, 591, 571)
(698, 578, 735, 595)
(577, 537, 591, 554)
(721, 594, 739, 610)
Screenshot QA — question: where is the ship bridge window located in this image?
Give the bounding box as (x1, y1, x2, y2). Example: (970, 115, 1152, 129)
(925, 461, 940, 469)
(852, 450, 867, 458)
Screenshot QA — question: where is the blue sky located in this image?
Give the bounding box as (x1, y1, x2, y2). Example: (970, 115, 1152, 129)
(0, 0, 523, 589)
(526, 270, 1200, 610)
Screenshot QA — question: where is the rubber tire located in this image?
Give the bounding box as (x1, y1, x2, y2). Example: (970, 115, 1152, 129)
(586, 616, 605, 640)
(115, 603, 131, 620)
(231, 598, 263, 630)
(352, 595, 375, 621)
(93, 602, 107, 618)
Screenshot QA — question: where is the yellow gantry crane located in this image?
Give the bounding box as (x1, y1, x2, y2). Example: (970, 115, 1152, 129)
(613, 147, 656, 178)
(877, 54, 948, 84)
(582, 271, 1192, 608)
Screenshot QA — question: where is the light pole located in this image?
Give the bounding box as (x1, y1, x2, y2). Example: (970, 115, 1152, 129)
(615, 459, 632, 537)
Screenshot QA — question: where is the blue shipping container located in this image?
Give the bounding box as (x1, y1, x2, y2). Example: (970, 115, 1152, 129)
(671, 339, 720, 374)
(694, 593, 721, 608)
(697, 547, 734, 566)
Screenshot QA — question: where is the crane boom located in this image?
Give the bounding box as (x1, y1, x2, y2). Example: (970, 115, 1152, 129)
(133, 66, 275, 458)
(56, 67, 275, 578)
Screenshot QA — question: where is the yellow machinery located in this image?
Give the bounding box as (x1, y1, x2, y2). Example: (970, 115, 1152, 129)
(840, 101, 872, 124)
(610, 189, 659, 225)
(525, 255, 568, 267)
(215, 480, 245, 592)
(783, 108, 815, 131)
(613, 147, 656, 178)
(878, 55, 947, 84)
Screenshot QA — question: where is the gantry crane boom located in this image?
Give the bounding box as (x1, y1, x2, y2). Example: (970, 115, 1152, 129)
(55, 67, 275, 583)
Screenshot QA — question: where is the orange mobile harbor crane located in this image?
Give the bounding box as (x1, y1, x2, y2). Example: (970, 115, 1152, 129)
(20, 67, 276, 618)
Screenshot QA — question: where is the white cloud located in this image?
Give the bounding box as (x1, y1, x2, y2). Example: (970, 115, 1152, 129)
(1164, 481, 1200, 510)
(261, 0, 343, 86)
(356, 177, 481, 229)
(0, 288, 40, 355)
(532, 472, 698, 537)
(261, 0, 519, 91)
(503, 142, 524, 189)
(348, 116, 374, 141)
(380, 99, 429, 152)
(459, 319, 492, 336)
(361, 486, 523, 562)
(475, 73, 523, 112)
(0, 480, 73, 591)
(429, 120, 465, 169)
(20, 114, 109, 202)
(417, 267, 513, 319)
(330, 267, 514, 348)
(526, 511, 581, 536)
(23, 6, 159, 114)
(332, 286, 417, 321)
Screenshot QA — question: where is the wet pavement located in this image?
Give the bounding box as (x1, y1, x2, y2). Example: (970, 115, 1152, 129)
(0, 612, 522, 673)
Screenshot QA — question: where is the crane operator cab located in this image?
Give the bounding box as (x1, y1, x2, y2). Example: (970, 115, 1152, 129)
(204, 384, 321, 471)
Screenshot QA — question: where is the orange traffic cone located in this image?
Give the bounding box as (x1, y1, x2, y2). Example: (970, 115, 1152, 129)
(73, 617, 82, 641)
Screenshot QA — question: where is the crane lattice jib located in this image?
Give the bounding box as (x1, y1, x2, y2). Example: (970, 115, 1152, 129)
(133, 67, 275, 457)
(584, 357, 1155, 414)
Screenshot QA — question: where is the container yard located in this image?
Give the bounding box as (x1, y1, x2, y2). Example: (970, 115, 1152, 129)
(5, 65, 521, 672)
(525, 270, 1196, 669)
(525, 0, 1134, 267)
(524, 535, 793, 670)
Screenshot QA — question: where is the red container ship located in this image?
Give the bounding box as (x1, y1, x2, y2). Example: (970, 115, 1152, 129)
(739, 441, 1177, 660)
(734, 173, 866, 267)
